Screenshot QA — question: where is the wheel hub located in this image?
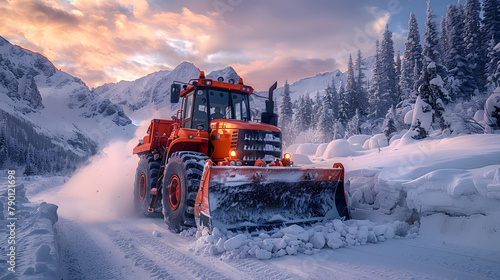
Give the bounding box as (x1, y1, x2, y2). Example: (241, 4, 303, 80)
(168, 175, 181, 210)
(138, 173, 146, 201)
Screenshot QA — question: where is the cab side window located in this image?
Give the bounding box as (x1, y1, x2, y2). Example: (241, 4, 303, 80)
(192, 90, 208, 130)
(183, 93, 194, 128)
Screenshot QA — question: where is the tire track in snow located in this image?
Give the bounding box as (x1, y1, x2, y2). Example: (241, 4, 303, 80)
(101, 221, 295, 280)
(100, 225, 231, 280)
(227, 258, 294, 280)
(56, 219, 125, 280)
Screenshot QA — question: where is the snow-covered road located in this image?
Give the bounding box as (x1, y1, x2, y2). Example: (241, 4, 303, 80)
(53, 216, 500, 280)
(3, 134, 500, 279)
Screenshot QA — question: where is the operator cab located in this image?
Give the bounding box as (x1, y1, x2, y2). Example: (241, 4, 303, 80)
(171, 71, 252, 131)
(182, 88, 250, 131)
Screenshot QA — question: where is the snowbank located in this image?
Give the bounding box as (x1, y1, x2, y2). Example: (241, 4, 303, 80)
(314, 143, 329, 157)
(362, 134, 388, 150)
(0, 182, 59, 279)
(289, 153, 313, 165)
(322, 139, 357, 158)
(295, 143, 319, 156)
(347, 135, 371, 151)
(191, 219, 418, 261)
(284, 144, 300, 154)
(289, 143, 318, 164)
(322, 134, 500, 251)
(388, 130, 407, 145)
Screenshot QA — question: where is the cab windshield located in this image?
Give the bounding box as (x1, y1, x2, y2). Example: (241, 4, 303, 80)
(183, 88, 250, 131)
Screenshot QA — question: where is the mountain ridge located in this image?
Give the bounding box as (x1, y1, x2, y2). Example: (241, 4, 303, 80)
(0, 36, 135, 174)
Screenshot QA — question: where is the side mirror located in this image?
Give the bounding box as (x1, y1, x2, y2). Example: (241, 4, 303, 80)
(171, 84, 181, 103)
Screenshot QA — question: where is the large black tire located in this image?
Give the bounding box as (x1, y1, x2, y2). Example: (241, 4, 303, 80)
(134, 155, 161, 217)
(162, 152, 207, 233)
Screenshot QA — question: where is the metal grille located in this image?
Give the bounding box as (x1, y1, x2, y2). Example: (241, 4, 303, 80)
(236, 130, 281, 165)
(231, 130, 239, 149)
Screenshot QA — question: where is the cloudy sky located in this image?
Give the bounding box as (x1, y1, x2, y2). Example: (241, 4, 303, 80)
(0, 0, 452, 91)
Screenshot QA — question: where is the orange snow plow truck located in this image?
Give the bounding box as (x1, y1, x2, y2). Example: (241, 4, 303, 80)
(132, 71, 350, 232)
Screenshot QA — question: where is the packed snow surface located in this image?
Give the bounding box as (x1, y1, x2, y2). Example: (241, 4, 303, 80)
(2, 134, 500, 279)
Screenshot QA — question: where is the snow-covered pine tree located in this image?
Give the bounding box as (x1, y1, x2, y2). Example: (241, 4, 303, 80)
(396, 51, 402, 82)
(369, 40, 382, 118)
(346, 108, 361, 138)
(318, 97, 335, 142)
(355, 49, 368, 117)
(419, 3, 450, 132)
(422, 59, 449, 131)
(383, 106, 397, 140)
(295, 95, 307, 132)
(23, 144, 36, 176)
(482, 0, 500, 46)
(443, 3, 477, 100)
(396, 51, 402, 100)
(337, 81, 349, 126)
(377, 25, 398, 118)
(486, 36, 500, 91)
(422, 2, 446, 80)
(312, 90, 322, 128)
(279, 80, 294, 146)
(279, 80, 294, 126)
(330, 76, 339, 117)
(464, 0, 487, 92)
(440, 18, 448, 63)
(304, 93, 314, 128)
(413, 60, 420, 92)
(333, 121, 345, 140)
(345, 54, 357, 118)
(407, 81, 434, 140)
(400, 12, 423, 104)
(398, 59, 420, 109)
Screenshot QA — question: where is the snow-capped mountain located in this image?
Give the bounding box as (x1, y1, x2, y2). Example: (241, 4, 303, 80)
(0, 36, 134, 173)
(93, 56, 374, 124)
(249, 56, 375, 118)
(94, 62, 240, 122)
(206, 66, 240, 83)
(266, 56, 375, 105)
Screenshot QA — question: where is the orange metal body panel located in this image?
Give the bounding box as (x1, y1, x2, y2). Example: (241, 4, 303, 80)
(133, 119, 211, 157)
(133, 119, 175, 155)
(166, 128, 210, 158)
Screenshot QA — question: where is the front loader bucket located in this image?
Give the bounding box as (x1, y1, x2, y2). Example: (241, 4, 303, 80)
(194, 160, 350, 231)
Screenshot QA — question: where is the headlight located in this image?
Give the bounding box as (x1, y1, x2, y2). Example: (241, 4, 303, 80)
(229, 149, 237, 158)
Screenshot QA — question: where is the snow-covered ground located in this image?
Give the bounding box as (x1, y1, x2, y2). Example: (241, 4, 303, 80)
(2, 133, 500, 279)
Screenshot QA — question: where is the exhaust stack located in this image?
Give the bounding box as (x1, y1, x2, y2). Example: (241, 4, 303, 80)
(261, 81, 278, 126)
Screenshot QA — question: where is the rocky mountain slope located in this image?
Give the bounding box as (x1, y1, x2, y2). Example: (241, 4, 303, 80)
(0, 36, 134, 173)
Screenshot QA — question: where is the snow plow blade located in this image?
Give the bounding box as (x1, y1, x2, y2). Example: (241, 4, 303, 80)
(194, 161, 350, 231)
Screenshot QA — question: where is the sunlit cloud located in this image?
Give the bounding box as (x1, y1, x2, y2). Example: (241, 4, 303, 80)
(0, 0, 447, 91)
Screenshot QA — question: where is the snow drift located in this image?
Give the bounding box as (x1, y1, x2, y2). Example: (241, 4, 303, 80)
(0, 183, 59, 278)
